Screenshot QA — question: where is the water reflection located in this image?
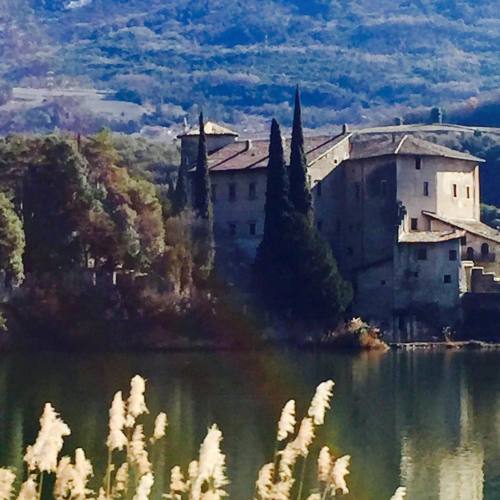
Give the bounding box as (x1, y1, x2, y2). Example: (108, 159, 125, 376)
(0, 350, 498, 499)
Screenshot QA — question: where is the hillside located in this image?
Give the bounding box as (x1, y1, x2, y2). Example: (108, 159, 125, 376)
(0, 0, 499, 132)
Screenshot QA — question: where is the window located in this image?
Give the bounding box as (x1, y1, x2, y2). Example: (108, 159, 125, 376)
(355, 182, 361, 200)
(228, 183, 236, 202)
(443, 274, 452, 284)
(466, 186, 471, 199)
(466, 247, 474, 260)
(317, 220, 323, 232)
(249, 222, 256, 236)
(417, 247, 427, 260)
(415, 158, 422, 170)
(211, 184, 217, 202)
(423, 182, 429, 197)
(228, 222, 237, 237)
(481, 243, 489, 256)
(411, 218, 418, 230)
(248, 182, 256, 200)
(380, 180, 387, 197)
(452, 184, 458, 198)
(449, 250, 457, 261)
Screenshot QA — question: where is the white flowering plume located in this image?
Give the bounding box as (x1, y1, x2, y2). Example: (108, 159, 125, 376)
(128, 425, 152, 477)
(16, 476, 38, 500)
(24, 403, 71, 473)
(390, 486, 407, 500)
(132, 472, 154, 500)
(191, 425, 228, 499)
(0, 468, 16, 500)
(308, 380, 334, 425)
(107, 391, 127, 451)
(151, 412, 168, 443)
(277, 400, 295, 442)
(126, 375, 148, 427)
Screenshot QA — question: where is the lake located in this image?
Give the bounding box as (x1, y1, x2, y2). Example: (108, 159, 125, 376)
(0, 349, 499, 499)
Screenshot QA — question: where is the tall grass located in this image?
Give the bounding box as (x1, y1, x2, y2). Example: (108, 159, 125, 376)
(0, 376, 405, 499)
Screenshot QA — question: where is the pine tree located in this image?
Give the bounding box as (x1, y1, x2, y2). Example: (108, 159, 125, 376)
(289, 85, 312, 219)
(192, 112, 212, 220)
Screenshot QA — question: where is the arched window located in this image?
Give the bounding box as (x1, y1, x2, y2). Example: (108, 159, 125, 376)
(481, 243, 489, 256)
(466, 247, 474, 260)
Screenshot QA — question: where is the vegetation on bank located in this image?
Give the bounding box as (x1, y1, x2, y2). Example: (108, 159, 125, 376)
(0, 92, 353, 347)
(0, 374, 406, 499)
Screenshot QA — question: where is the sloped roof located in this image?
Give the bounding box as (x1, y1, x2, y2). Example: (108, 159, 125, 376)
(350, 135, 483, 163)
(423, 211, 500, 243)
(399, 229, 465, 244)
(178, 121, 239, 137)
(205, 132, 351, 172)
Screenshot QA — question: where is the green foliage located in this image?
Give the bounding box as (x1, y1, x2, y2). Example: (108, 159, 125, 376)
(481, 204, 500, 229)
(22, 137, 94, 273)
(289, 86, 312, 219)
(0, 193, 25, 285)
(172, 164, 188, 215)
(191, 113, 214, 282)
(256, 119, 352, 325)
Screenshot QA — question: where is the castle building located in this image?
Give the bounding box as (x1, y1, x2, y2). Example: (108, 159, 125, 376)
(180, 123, 500, 340)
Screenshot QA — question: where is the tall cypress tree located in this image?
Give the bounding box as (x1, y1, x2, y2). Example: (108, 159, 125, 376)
(172, 163, 188, 215)
(255, 119, 294, 310)
(289, 85, 312, 219)
(191, 112, 214, 282)
(192, 112, 212, 220)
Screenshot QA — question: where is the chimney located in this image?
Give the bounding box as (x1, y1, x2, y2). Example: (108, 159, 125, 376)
(342, 123, 350, 134)
(245, 139, 252, 151)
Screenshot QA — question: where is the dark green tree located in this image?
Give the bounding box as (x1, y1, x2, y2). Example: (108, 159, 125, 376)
(0, 193, 25, 288)
(192, 112, 212, 220)
(255, 119, 294, 310)
(256, 118, 352, 326)
(191, 113, 214, 282)
(289, 85, 313, 219)
(172, 163, 188, 214)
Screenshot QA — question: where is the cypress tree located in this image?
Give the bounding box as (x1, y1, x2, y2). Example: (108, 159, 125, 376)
(172, 163, 188, 214)
(191, 112, 214, 282)
(262, 119, 292, 242)
(255, 119, 294, 310)
(289, 85, 312, 219)
(192, 112, 212, 220)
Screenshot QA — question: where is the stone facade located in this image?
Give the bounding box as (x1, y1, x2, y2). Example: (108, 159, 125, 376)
(181, 123, 500, 340)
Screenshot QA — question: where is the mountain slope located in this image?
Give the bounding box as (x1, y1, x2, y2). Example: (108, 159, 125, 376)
(0, 0, 499, 129)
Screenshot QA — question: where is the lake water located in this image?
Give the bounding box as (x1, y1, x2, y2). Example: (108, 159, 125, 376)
(0, 349, 499, 499)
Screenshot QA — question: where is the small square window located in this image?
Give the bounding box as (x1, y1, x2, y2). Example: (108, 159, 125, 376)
(449, 250, 457, 261)
(411, 218, 418, 230)
(443, 274, 452, 284)
(423, 181, 429, 196)
(249, 222, 256, 236)
(416, 158, 422, 170)
(417, 247, 427, 260)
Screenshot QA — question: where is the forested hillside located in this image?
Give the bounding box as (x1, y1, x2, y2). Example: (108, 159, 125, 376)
(0, 0, 499, 130)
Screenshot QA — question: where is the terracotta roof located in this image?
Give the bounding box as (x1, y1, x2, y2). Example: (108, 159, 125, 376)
(399, 229, 465, 244)
(205, 132, 351, 173)
(177, 121, 238, 138)
(350, 135, 483, 163)
(422, 211, 500, 244)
